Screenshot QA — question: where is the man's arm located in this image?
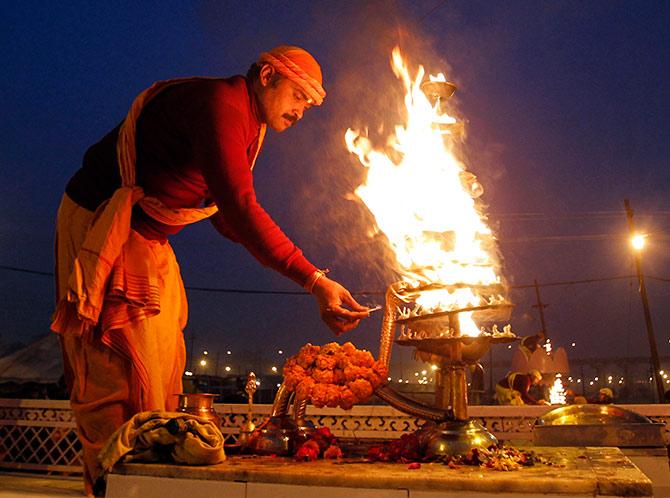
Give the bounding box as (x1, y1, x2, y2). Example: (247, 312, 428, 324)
(196, 93, 316, 286)
(513, 375, 538, 404)
(195, 87, 369, 333)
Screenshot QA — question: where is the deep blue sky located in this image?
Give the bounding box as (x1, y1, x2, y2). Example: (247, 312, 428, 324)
(1, 1, 669, 369)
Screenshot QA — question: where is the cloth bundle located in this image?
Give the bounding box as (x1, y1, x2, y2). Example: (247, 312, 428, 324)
(99, 411, 226, 472)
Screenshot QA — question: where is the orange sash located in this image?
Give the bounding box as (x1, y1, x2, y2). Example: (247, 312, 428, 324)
(52, 77, 265, 331)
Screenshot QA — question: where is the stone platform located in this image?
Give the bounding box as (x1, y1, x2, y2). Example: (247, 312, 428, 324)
(106, 446, 653, 498)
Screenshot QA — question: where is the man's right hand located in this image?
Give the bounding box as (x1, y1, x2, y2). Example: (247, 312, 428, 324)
(311, 276, 371, 335)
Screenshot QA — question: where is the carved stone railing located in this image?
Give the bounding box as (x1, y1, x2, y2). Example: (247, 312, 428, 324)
(2, 399, 669, 475)
(0, 399, 81, 473)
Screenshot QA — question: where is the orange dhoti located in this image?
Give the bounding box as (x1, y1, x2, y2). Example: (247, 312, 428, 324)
(52, 193, 187, 496)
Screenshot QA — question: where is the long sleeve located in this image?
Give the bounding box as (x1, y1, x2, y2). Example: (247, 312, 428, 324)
(195, 87, 317, 286)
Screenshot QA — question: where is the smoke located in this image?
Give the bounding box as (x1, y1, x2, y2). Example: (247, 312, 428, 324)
(281, 1, 462, 292)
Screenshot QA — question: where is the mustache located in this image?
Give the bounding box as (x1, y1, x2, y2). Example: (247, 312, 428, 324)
(282, 113, 298, 124)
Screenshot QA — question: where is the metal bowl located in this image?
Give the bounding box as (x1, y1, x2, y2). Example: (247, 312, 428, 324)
(534, 404, 665, 447)
(243, 415, 298, 456)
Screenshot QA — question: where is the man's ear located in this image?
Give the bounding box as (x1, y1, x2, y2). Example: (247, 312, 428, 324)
(259, 64, 275, 87)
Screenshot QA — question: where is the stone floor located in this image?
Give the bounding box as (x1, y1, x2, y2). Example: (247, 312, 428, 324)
(0, 473, 83, 497)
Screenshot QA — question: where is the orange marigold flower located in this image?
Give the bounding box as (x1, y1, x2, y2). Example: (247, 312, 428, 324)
(296, 344, 320, 369)
(348, 378, 374, 401)
(312, 368, 335, 384)
(343, 365, 365, 382)
(296, 378, 316, 401)
(351, 349, 374, 367)
(341, 342, 357, 356)
(323, 445, 343, 459)
(315, 354, 337, 370)
(332, 368, 346, 384)
(311, 383, 329, 408)
(321, 342, 340, 355)
(325, 384, 341, 408)
(339, 386, 356, 410)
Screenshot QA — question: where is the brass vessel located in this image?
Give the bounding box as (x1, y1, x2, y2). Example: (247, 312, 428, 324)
(176, 393, 221, 427)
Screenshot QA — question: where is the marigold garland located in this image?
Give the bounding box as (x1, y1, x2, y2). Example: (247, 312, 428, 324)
(283, 342, 388, 409)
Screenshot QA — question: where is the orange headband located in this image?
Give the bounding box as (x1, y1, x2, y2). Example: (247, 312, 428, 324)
(258, 46, 326, 106)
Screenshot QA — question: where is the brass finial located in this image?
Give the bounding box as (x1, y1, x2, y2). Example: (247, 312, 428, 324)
(239, 372, 257, 442)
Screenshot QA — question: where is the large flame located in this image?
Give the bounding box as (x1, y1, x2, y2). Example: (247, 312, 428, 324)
(345, 48, 505, 336)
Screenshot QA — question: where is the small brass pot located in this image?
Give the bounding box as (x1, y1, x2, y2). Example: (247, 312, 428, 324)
(176, 393, 221, 427)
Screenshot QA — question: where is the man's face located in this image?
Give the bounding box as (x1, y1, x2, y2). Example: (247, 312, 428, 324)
(256, 66, 313, 132)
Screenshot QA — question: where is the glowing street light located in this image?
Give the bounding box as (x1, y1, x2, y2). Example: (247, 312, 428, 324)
(631, 233, 646, 251)
(199, 359, 207, 367)
(624, 199, 663, 402)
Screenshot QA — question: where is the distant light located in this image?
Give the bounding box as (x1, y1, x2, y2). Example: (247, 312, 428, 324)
(199, 359, 207, 366)
(203, 351, 208, 355)
(430, 365, 438, 371)
(226, 350, 232, 355)
(661, 370, 666, 375)
(631, 233, 647, 251)
(568, 376, 573, 381)
(421, 370, 427, 376)
(184, 371, 193, 376)
(571, 342, 576, 347)
(589, 381, 594, 385)
(276, 383, 281, 388)
(398, 379, 404, 383)
(507, 345, 512, 349)
(387, 377, 392, 381)
(414, 372, 419, 376)
(577, 379, 582, 383)
(256, 380, 261, 386)
(594, 377, 599, 381)
(278, 350, 284, 355)
(271, 366, 278, 373)
(224, 366, 231, 372)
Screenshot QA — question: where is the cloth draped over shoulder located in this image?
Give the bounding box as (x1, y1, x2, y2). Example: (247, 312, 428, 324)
(51, 77, 237, 336)
(98, 411, 225, 472)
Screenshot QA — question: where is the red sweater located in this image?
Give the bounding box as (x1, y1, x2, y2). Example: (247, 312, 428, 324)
(66, 76, 317, 286)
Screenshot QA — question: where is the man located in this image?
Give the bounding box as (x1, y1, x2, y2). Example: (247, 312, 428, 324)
(594, 387, 614, 404)
(51, 45, 371, 495)
(495, 370, 549, 405)
(518, 330, 546, 360)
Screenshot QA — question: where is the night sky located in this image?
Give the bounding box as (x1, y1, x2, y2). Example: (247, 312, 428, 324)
(1, 1, 669, 373)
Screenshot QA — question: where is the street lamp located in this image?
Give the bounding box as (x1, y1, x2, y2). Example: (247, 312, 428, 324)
(624, 199, 664, 403)
(631, 233, 646, 251)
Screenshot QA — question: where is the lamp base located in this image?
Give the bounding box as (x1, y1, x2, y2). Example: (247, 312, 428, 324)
(419, 419, 498, 458)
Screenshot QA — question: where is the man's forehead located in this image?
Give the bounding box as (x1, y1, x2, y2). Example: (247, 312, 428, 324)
(289, 82, 312, 103)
